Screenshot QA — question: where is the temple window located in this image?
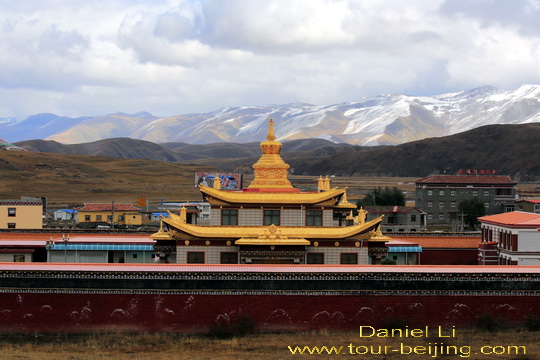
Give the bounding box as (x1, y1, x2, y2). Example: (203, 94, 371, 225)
(221, 209, 238, 225)
(307, 253, 324, 264)
(340, 253, 358, 264)
(264, 210, 280, 226)
(7, 208, 16, 217)
(306, 210, 322, 226)
(220, 252, 238, 264)
(187, 252, 205, 264)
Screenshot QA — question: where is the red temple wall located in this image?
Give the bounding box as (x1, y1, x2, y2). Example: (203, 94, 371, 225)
(0, 292, 537, 333)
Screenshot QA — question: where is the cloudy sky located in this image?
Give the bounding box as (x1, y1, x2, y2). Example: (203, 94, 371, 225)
(1, 0, 539, 120)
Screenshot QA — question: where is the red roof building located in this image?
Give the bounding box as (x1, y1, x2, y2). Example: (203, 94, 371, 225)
(478, 211, 540, 265)
(76, 203, 142, 227)
(394, 235, 480, 265)
(415, 174, 517, 227)
(515, 199, 540, 214)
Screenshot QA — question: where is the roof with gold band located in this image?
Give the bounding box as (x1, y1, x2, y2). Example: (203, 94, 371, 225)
(153, 215, 383, 241)
(200, 184, 347, 205)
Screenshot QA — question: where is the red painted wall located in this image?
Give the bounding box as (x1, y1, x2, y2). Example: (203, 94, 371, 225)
(0, 292, 537, 333)
(421, 249, 478, 265)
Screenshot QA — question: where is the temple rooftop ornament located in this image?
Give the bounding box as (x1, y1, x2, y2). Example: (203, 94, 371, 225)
(248, 118, 293, 189)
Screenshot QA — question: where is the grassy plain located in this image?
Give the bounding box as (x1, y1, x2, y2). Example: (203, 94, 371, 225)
(1, 329, 539, 359)
(1, 150, 539, 207)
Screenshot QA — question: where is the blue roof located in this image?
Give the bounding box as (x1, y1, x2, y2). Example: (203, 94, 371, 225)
(387, 246, 423, 253)
(50, 244, 154, 251)
(56, 209, 78, 213)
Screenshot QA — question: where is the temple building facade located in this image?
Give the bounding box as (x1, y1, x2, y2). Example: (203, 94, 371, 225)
(152, 119, 389, 264)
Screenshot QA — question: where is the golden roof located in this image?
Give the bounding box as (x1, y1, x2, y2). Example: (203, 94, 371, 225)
(248, 118, 293, 189)
(200, 184, 346, 205)
(153, 216, 383, 241)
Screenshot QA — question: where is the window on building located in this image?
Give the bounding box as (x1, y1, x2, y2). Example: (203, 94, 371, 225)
(387, 216, 397, 224)
(307, 253, 324, 264)
(410, 214, 417, 222)
(220, 252, 238, 264)
(107, 215, 113, 222)
(484, 202, 490, 208)
(439, 201, 444, 208)
(496, 189, 512, 196)
(484, 191, 489, 197)
(451, 190, 456, 196)
(306, 210, 322, 226)
(340, 253, 358, 264)
(96, 215, 102, 221)
(427, 214, 433, 220)
(13, 255, 25, 262)
(7, 208, 16, 217)
(221, 209, 238, 225)
(427, 201, 433, 208)
(473, 191, 478, 196)
(132, 254, 138, 259)
(7, 223, 16, 229)
(451, 201, 456, 208)
(187, 252, 205, 264)
(439, 190, 445, 196)
(118, 215, 125, 222)
(264, 210, 280, 226)
(427, 190, 433, 196)
(439, 214, 444, 220)
(535, 204, 540, 213)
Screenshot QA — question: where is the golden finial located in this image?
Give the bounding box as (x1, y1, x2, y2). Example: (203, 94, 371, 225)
(317, 175, 324, 192)
(324, 175, 330, 191)
(179, 205, 187, 224)
(266, 118, 276, 141)
(213, 174, 221, 189)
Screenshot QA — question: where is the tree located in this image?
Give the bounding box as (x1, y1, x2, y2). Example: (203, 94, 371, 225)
(357, 186, 405, 207)
(458, 198, 486, 229)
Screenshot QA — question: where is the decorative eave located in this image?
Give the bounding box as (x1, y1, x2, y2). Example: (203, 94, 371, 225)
(236, 224, 310, 245)
(200, 185, 346, 206)
(152, 216, 383, 242)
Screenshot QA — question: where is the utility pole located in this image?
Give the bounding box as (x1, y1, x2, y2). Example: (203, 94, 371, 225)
(111, 200, 115, 230)
(459, 211, 466, 232)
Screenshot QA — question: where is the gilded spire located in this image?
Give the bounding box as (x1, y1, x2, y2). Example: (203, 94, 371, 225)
(267, 117, 276, 141)
(213, 174, 221, 189)
(248, 118, 293, 189)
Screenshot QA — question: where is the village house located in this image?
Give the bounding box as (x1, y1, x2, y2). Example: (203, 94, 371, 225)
(0, 197, 43, 230)
(76, 203, 142, 227)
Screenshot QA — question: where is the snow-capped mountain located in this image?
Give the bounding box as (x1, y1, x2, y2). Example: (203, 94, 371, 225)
(2, 85, 540, 145)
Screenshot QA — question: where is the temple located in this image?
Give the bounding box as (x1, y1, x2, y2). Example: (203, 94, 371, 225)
(152, 119, 389, 264)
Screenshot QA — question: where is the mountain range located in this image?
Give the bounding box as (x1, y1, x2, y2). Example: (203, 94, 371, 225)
(2, 85, 540, 146)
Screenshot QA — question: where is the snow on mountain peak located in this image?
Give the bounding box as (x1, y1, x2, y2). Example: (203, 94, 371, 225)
(2, 85, 540, 145)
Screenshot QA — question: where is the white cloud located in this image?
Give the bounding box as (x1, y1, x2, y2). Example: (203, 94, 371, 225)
(0, 0, 539, 120)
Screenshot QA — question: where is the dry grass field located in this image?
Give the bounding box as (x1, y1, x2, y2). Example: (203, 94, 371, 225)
(1, 329, 539, 359)
(1, 150, 539, 208)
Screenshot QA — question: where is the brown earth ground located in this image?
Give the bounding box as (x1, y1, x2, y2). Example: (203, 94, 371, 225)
(2, 151, 539, 207)
(0, 329, 539, 360)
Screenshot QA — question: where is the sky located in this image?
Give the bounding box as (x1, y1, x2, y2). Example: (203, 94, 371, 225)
(1, 0, 540, 120)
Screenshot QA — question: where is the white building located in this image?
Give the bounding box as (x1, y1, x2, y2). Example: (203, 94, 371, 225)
(479, 211, 540, 265)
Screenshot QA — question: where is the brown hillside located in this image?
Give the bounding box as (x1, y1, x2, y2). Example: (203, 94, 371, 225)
(0, 151, 214, 205)
(295, 123, 540, 181)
